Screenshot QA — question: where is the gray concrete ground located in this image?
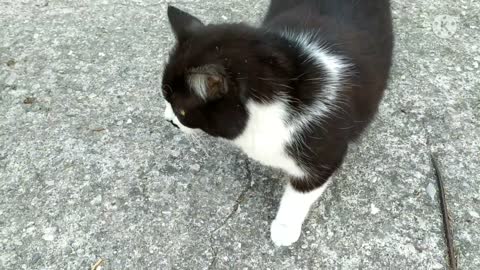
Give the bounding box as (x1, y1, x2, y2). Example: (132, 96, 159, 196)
(0, 0, 478, 269)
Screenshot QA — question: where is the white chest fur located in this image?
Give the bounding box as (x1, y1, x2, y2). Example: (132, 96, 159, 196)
(233, 101, 305, 178)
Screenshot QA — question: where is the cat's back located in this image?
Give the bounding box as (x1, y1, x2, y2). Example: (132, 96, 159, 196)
(264, 0, 392, 32)
(263, 0, 394, 136)
(264, 0, 393, 72)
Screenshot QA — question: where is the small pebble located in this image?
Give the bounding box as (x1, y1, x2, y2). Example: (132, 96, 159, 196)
(5, 73, 17, 85)
(171, 150, 180, 157)
(23, 97, 36, 104)
(31, 253, 41, 264)
(6, 59, 16, 67)
(189, 164, 201, 171)
(26, 227, 35, 235)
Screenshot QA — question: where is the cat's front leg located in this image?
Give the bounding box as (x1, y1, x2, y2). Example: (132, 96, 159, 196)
(270, 178, 332, 246)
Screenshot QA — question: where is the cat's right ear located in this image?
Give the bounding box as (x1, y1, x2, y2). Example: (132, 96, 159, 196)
(167, 6, 204, 42)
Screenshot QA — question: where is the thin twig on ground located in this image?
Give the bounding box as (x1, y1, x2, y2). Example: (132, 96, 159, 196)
(430, 154, 457, 270)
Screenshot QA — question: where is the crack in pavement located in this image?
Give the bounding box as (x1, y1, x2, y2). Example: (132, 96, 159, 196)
(207, 241, 218, 270)
(210, 158, 254, 235)
(207, 158, 255, 269)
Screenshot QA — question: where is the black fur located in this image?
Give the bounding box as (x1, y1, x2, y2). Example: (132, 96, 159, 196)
(162, 1, 393, 192)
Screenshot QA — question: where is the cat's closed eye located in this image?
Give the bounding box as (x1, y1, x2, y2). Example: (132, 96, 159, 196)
(162, 85, 173, 99)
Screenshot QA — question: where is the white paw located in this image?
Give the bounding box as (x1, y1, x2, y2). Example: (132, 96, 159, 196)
(270, 219, 302, 246)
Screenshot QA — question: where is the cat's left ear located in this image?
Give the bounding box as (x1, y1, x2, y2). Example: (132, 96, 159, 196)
(167, 6, 204, 42)
(187, 65, 228, 100)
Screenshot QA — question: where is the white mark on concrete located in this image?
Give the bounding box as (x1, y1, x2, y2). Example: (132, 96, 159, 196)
(26, 226, 36, 234)
(5, 74, 17, 85)
(90, 195, 102, 205)
(431, 261, 443, 269)
(426, 183, 436, 202)
(42, 227, 57, 241)
(170, 150, 180, 157)
(469, 210, 480, 219)
(371, 204, 380, 215)
(189, 164, 200, 171)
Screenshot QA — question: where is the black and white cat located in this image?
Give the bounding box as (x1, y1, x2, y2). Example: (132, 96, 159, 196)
(162, 0, 393, 246)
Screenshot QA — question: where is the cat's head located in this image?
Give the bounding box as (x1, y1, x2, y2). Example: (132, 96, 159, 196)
(161, 6, 249, 139)
(161, 6, 290, 139)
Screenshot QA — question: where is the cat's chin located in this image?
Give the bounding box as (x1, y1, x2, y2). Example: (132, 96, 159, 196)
(164, 102, 202, 135)
(178, 125, 200, 135)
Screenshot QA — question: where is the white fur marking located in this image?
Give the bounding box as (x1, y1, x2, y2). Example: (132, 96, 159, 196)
(164, 102, 197, 134)
(280, 31, 351, 134)
(164, 102, 175, 120)
(187, 64, 224, 100)
(233, 32, 350, 178)
(187, 74, 208, 100)
(271, 180, 331, 246)
(233, 101, 305, 178)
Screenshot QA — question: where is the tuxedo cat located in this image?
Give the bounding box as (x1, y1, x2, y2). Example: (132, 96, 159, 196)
(162, 0, 393, 246)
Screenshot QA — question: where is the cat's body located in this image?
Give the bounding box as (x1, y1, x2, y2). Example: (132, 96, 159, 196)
(162, 0, 393, 246)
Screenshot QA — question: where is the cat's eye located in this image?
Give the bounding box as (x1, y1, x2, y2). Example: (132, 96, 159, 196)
(162, 85, 173, 99)
(179, 109, 186, 116)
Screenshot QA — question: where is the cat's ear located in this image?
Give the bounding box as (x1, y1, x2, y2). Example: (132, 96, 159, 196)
(187, 65, 228, 100)
(167, 6, 204, 42)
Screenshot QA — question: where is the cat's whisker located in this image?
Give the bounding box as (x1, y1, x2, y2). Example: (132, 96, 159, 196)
(188, 133, 211, 158)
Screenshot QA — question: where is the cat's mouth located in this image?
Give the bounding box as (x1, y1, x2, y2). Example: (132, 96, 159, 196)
(167, 120, 179, 129)
(163, 102, 198, 135)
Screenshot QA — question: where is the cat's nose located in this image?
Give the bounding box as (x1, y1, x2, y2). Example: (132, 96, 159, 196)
(167, 119, 179, 129)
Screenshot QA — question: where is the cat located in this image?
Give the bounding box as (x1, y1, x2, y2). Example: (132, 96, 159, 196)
(162, 0, 393, 246)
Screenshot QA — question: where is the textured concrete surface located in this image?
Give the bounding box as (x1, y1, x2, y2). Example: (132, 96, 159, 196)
(0, 0, 478, 269)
